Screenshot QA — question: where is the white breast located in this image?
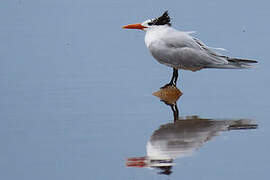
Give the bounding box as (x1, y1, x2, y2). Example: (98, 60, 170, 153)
(144, 26, 169, 48)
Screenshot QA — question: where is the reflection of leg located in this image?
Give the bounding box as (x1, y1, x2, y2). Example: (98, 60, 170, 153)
(170, 103, 179, 122)
(172, 68, 178, 85)
(161, 68, 178, 89)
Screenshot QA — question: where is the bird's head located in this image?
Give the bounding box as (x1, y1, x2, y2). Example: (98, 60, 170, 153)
(123, 11, 171, 32)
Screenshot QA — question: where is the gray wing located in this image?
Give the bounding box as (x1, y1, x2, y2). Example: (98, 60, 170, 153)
(192, 37, 257, 68)
(192, 37, 224, 57)
(149, 33, 228, 70)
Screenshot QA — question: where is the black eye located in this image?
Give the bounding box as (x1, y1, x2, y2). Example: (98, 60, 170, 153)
(148, 22, 153, 25)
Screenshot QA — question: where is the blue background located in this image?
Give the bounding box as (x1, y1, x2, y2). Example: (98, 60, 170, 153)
(0, 0, 269, 179)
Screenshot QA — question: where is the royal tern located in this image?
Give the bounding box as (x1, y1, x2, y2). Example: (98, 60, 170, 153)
(123, 11, 257, 87)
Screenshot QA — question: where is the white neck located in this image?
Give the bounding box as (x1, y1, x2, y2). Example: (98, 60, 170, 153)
(144, 25, 172, 47)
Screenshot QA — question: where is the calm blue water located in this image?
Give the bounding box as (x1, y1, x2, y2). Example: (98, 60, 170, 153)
(1, 0, 269, 179)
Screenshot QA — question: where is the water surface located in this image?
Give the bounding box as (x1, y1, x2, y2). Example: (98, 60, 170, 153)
(1, 0, 269, 180)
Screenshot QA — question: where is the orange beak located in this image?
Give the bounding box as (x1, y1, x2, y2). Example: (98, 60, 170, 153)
(122, 23, 147, 30)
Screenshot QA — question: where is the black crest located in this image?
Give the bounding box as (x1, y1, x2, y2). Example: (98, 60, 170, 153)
(149, 11, 171, 26)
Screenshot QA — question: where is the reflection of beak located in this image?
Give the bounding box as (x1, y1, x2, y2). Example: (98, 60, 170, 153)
(126, 157, 175, 168)
(122, 23, 147, 30)
(126, 157, 147, 167)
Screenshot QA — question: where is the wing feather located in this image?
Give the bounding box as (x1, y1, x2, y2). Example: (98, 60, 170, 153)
(149, 35, 228, 71)
(146, 27, 255, 70)
(156, 31, 228, 67)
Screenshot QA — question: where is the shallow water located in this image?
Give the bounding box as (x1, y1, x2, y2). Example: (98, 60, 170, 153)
(1, 1, 270, 180)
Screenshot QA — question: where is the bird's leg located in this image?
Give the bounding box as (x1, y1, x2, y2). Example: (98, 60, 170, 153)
(161, 68, 178, 89)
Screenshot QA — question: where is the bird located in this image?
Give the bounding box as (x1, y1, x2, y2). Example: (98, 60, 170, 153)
(123, 11, 257, 88)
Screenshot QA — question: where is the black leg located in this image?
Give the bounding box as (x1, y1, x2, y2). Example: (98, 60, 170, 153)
(161, 68, 178, 89)
(170, 103, 179, 122)
(160, 99, 179, 122)
(172, 68, 178, 85)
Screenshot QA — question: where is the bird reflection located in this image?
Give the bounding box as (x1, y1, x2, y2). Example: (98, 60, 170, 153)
(126, 86, 258, 175)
